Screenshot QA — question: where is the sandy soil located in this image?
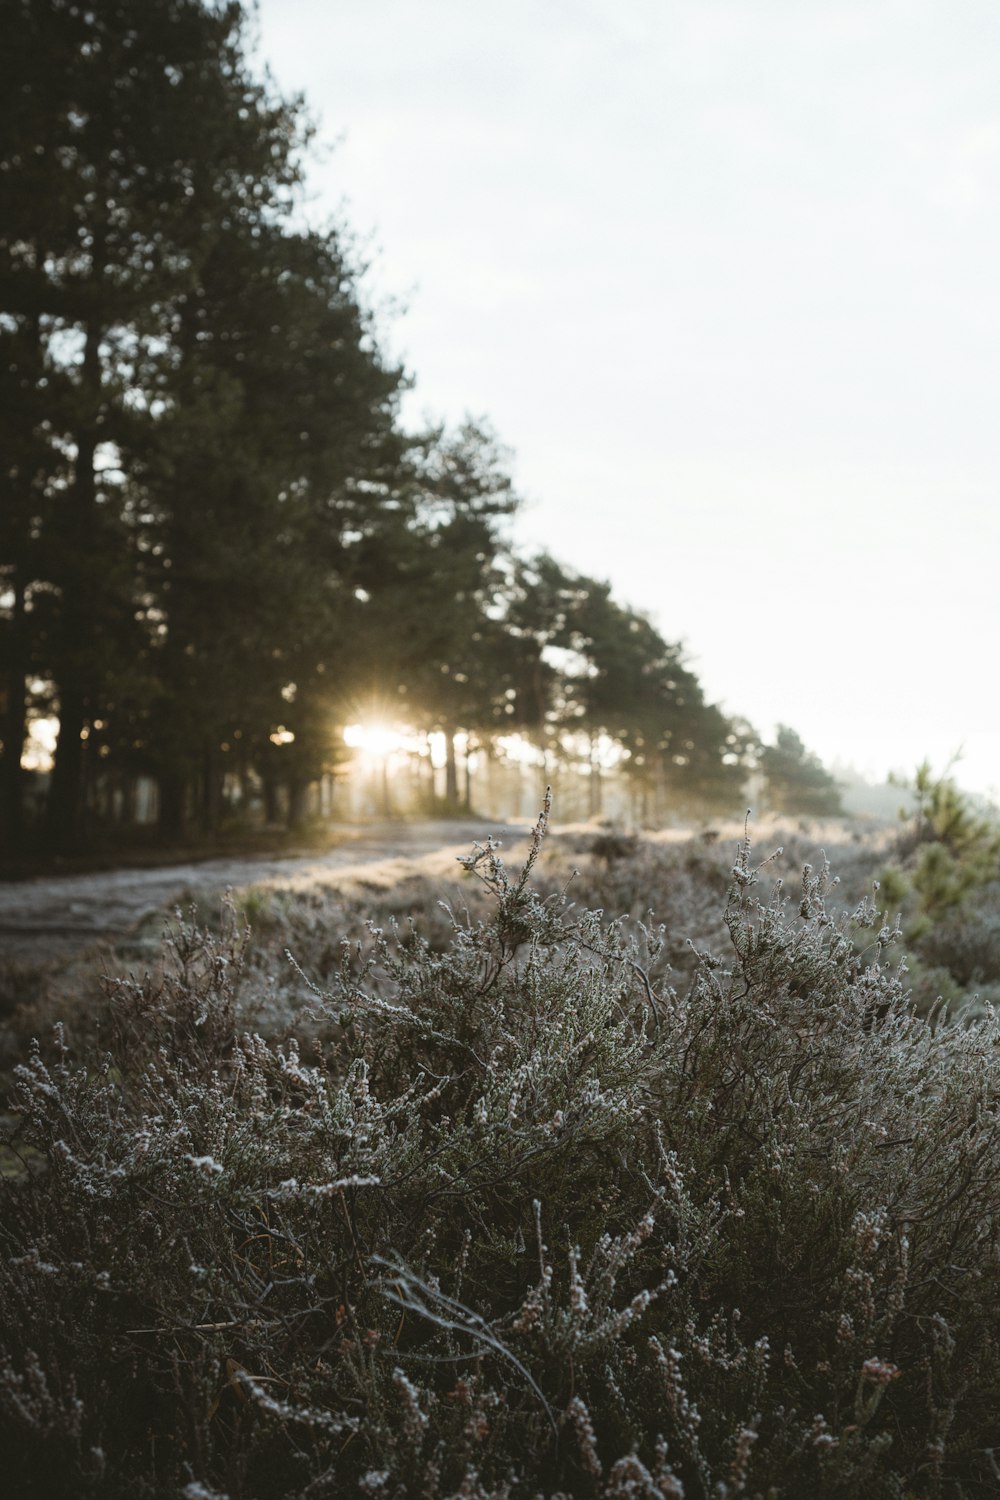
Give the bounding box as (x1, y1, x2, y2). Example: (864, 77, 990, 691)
(0, 819, 530, 962)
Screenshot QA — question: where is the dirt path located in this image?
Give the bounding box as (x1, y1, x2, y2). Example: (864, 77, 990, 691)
(0, 820, 529, 962)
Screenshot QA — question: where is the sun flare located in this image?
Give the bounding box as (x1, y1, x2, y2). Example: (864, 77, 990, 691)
(343, 722, 409, 761)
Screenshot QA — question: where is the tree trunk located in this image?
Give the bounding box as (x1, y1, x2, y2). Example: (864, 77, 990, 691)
(3, 302, 43, 853)
(159, 766, 187, 839)
(287, 777, 308, 829)
(463, 743, 473, 812)
(47, 315, 102, 850)
(589, 733, 602, 817)
(654, 758, 666, 826)
(201, 745, 223, 834)
(46, 683, 87, 849)
(263, 771, 280, 825)
(1, 573, 29, 850)
(445, 730, 459, 807)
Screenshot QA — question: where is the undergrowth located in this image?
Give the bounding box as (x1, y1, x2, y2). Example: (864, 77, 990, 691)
(3, 798, 1000, 1497)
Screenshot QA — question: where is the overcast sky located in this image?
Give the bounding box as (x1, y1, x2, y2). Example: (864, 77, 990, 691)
(255, 0, 1000, 795)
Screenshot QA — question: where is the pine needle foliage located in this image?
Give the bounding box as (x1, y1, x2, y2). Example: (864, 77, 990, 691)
(4, 804, 1000, 1497)
(875, 766, 1000, 1014)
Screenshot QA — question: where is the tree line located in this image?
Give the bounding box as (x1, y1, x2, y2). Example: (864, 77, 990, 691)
(0, 0, 840, 853)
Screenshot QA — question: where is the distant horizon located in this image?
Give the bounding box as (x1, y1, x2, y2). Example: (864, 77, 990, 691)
(256, 0, 1000, 799)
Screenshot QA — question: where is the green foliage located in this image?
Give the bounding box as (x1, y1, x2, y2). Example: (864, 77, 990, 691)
(495, 555, 752, 818)
(3, 0, 793, 849)
(909, 761, 1000, 851)
(881, 764, 1000, 946)
(760, 725, 843, 817)
(5, 812, 1000, 1495)
(0, 0, 318, 847)
(563, 580, 747, 813)
(356, 419, 522, 808)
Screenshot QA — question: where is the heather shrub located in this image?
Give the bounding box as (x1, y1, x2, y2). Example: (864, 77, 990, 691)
(540, 830, 733, 979)
(0, 957, 48, 1021)
(4, 803, 1000, 1496)
(918, 883, 1000, 988)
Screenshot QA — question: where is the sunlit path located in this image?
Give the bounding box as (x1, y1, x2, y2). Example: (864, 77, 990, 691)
(0, 820, 530, 961)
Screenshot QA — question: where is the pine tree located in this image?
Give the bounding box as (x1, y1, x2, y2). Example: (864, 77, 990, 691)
(351, 421, 520, 810)
(0, 0, 306, 847)
(760, 724, 842, 816)
(145, 216, 404, 834)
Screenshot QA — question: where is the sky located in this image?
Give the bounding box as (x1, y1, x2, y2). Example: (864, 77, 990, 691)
(255, 0, 1000, 796)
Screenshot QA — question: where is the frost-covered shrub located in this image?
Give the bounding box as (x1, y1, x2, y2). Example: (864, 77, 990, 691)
(4, 801, 1000, 1496)
(540, 832, 733, 978)
(917, 881, 1000, 988)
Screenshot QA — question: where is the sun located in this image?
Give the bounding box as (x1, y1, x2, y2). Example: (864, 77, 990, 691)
(343, 722, 408, 762)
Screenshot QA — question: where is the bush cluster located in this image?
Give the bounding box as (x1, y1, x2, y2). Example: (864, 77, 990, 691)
(874, 769, 1000, 1018)
(4, 803, 1000, 1497)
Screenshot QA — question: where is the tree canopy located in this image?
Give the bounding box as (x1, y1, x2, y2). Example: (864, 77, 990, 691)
(0, 0, 839, 848)
(760, 725, 843, 817)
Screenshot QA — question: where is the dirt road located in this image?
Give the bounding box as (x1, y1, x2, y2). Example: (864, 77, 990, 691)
(0, 820, 529, 962)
